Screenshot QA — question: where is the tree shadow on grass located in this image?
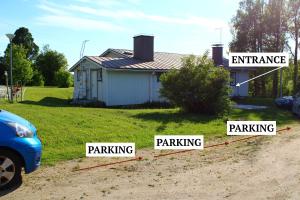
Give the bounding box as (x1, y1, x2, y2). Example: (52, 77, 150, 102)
(132, 111, 220, 132)
(229, 107, 297, 126)
(132, 107, 297, 132)
(20, 97, 71, 107)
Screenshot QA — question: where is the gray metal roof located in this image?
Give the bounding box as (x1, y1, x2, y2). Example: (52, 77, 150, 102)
(70, 48, 246, 72)
(85, 49, 187, 71)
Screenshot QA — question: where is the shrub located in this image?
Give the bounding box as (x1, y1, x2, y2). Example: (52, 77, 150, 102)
(31, 70, 44, 86)
(160, 54, 231, 115)
(54, 70, 73, 88)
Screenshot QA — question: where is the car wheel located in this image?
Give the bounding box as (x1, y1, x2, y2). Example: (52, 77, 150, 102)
(0, 149, 22, 190)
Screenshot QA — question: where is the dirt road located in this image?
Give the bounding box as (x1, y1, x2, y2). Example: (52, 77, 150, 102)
(2, 124, 300, 200)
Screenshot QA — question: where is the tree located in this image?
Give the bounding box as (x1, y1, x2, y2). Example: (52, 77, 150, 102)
(160, 54, 231, 115)
(31, 69, 44, 86)
(4, 44, 33, 85)
(264, 0, 288, 97)
(230, 0, 288, 97)
(0, 57, 6, 84)
(230, 0, 267, 96)
(54, 70, 73, 88)
(36, 46, 68, 86)
(287, 0, 300, 93)
(11, 27, 39, 60)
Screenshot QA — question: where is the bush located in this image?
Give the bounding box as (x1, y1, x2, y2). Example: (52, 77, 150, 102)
(54, 70, 73, 88)
(31, 70, 44, 86)
(160, 54, 231, 115)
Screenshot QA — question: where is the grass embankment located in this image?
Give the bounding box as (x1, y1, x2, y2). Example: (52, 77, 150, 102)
(0, 87, 296, 165)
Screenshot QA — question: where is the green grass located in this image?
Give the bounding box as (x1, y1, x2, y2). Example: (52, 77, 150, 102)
(0, 87, 297, 165)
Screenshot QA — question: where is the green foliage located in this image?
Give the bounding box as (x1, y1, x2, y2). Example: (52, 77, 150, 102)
(36, 46, 68, 86)
(31, 69, 44, 86)
(160, 54, 231, 115)
(54, 70, 73, 88)
(1, 27, 70, 88)
(230, 0, 288, 97)
(0, 57, 6, 84)
(4, 44, 33, 84)
(287, 0, 300, 93)
(1, 27, 39, 86)
(11, 27, 39, 60)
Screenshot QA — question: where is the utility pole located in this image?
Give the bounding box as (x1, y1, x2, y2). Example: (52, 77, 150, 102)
(6, 34, 15, 102)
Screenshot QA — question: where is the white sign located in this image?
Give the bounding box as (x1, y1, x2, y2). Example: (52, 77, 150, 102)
(227, 121, 276, 135)
(86, 143, 135, 157)
(154, 135, 204, 150)
(229, 53, 289, 67)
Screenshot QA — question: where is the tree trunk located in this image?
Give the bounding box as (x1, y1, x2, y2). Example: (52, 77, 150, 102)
(253, 72, 260, 96)
(261, 76, 266, 96)
(272, 71, 278, 97)
(294, 24, 299, 94)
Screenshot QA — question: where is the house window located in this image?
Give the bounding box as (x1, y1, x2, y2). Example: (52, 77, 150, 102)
(156, 72, 163, 82)
(77, 70, 81, 81)
(230, 72, 237, 86)
(97, 69, 102, 81)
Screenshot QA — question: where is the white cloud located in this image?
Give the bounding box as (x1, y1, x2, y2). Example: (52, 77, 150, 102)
(36, 14, 125, 31)
(36, 0, 125, 31)
(0, 35, 8, 43)
(67, 5, 227, 29)
(74, 0, 139, 7)
(37, 2, 68, 15)
(36, 0, 227, 31)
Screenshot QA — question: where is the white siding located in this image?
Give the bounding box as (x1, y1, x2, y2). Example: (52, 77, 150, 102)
(72, 59, 107, 101)
(105, 70, 165, 106)
(73, 70, 79, 99)
(72, 58, 250, 105)
(73, 60, 90, 99)
(231, 70, 249, 97)
(152, 74, 164, 102)
(106, 71, 153, 106)
(98, 69, 108, 103)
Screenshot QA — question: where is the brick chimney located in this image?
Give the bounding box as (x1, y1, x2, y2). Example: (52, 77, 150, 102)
(133, 35, 154, 61)
(212, 44, 223, 66)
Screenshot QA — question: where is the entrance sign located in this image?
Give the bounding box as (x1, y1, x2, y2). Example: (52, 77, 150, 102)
(229, 53, 289, 67)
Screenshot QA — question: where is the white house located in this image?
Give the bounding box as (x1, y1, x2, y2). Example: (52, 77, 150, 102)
(69, 35, 250, 106)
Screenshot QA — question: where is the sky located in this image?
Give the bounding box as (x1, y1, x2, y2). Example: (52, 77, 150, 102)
(0, 0, 241, 68)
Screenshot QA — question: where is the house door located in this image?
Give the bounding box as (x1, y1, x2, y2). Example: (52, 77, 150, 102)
(90, 70, 98, 99)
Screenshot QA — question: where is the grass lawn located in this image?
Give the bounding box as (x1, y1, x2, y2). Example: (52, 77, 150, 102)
(0, 87, 297, 165)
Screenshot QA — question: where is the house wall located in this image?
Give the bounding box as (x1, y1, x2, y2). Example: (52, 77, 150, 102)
(73, 59, 107, 102)
(106, 70, 164, 106)
(231, 70, 249, 97)
(152, 77, 162, 102)
(72, 58, 250, 105)
(73, 60, 88, 100)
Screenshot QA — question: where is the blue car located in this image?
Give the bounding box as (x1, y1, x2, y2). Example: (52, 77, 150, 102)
(274, 96, 294, 109)
(0, 110, 42, 189)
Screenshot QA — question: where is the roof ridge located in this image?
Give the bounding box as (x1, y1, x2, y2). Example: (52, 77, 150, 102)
(110, 48, 188, 56)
